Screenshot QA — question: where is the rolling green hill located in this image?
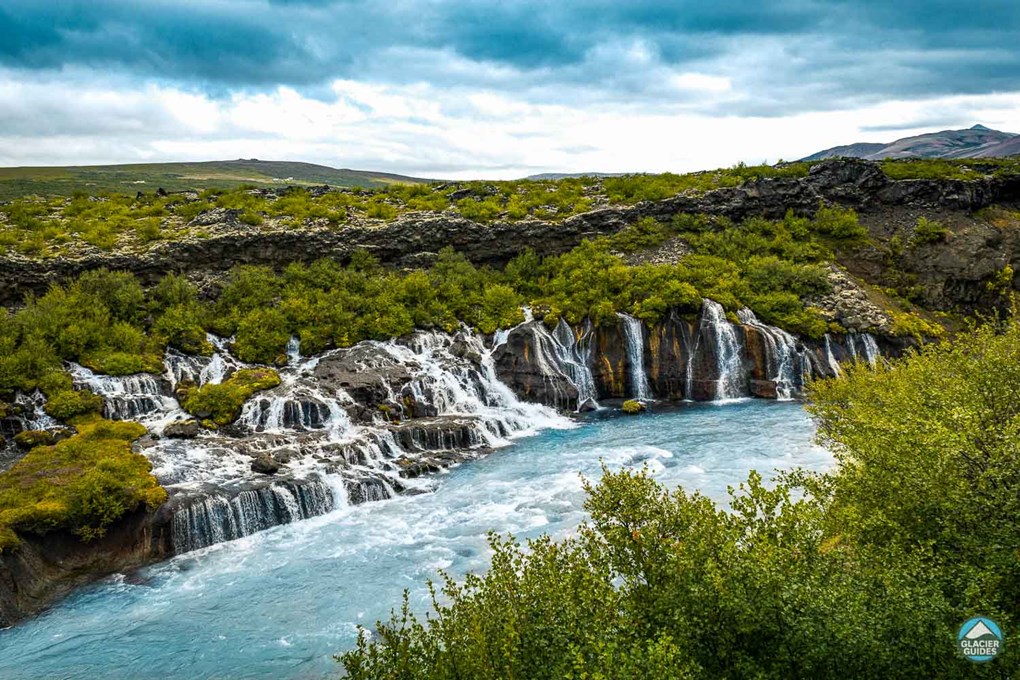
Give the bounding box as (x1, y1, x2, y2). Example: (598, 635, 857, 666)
(0, 159, 431, 201)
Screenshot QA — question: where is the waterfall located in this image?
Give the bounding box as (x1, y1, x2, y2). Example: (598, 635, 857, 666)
(697, 300, 746, 400)
(618, 313, 652, 401)
(236, 384, 353, 439)
(845, 332, 880, 368)
(164, 334, 242, 388)
(551, 320, 599, 409)
(858, 333, 880, 367)
(286, 336, 302, 365)
(11, 391, 60, 431)
(503, 319, 599, 411)
(823, 334, 842, 377)
(69, 363, 177, 421)
(171, 477, 338, 553)
(736, 309, 810, 401)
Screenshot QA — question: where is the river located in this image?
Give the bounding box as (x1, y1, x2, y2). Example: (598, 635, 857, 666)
(0, 400, 829, 680)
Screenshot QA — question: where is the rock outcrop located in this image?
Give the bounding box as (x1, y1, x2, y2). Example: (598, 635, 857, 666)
(0, 508, 172, 628)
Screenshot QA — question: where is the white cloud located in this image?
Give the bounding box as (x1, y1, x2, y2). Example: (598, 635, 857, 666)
(1, 69, 1019, 178)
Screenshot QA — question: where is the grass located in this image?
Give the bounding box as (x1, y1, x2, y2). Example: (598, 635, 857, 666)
(0, 160, 430, 202)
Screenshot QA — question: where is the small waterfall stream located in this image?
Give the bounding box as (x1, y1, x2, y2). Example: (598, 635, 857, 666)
(736, 309, 811, 400)
(618, 313, 652, 401)
(69, 363, 178, 422)
(698, 300, 746, 400)
(519, 321, 599, 411)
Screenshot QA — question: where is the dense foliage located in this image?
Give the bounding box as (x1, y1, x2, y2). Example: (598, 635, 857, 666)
(0, 416, 165, 551)
(339, 319, 1020, 679)
(0, 205, 931, 390)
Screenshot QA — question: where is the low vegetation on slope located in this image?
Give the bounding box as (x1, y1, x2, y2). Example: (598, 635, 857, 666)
(0, 163, 813, 256)
(338, 318, 1020, 679)
(2, 158, 1018, 259)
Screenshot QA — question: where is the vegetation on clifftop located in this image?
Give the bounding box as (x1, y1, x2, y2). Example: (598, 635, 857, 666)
(339, 318, 1020, 679)
(0, 417, 165, 552)
(0, 205, 928, 388)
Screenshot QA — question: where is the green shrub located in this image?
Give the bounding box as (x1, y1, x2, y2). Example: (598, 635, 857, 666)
(13, 430, 57, 449)
(43, 389, 103, 421)
(153, 304, 213, 355)
(179, 368, 281, 426)
(621, 399, 645, 414)
(913, 216, 949, 244)
(811, 205, 868, 239)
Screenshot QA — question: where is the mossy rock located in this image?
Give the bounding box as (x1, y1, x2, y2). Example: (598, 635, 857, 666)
(13, 430, 57, 450)
(622, 399, 647, 415)
(0, 416, 166, 551)
(180, 368, 282, 427)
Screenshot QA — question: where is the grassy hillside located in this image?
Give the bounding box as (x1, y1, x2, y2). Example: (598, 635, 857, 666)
(0, 159, 431, 201)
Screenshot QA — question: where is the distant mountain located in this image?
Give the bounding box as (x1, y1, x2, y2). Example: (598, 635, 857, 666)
(0, 159, 432, 200)
(524, 172, 625, 180)
(800, 125, 1020, 162)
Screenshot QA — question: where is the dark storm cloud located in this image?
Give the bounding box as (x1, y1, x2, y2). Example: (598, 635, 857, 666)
(0, 0, 1018, 113)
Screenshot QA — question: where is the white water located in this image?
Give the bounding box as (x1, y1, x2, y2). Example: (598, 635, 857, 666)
(736, 309, 811, 400)
(697, 300, 746, 400)
(618, 313, 653, 401)
(520, 321, 598, 411)
(845, 331, 880, 367)
(823, 333, 842, 377)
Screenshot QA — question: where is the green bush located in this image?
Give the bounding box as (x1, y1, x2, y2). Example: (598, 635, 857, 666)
(811, 205, 868, 239)
(621, 399, 645, 414)
(43, 389, 103, 421)
(179, 368, 281, 426)
(913, 216, 950, 244)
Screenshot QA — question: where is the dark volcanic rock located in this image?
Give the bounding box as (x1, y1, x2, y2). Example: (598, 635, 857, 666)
(0, 508, 172, 628)
(492, 322, 579, 410)
(313, 345, 414, 407)
(162, 420, 200, 439)
(250, 453, 281, 475)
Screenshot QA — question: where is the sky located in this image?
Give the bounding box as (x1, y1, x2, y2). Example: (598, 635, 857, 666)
(1, 0, 1019, 178)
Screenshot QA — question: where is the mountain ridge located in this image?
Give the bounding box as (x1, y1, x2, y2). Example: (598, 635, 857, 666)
(0, 159, 431, 200)
(801, 125, 1020, 162)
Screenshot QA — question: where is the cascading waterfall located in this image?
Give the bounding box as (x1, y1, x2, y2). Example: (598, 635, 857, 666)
(286, 336, 302, 365)
(165, 334, 243, 388)
(618, 313, 653, 401)
(171, 477, 337, 553)
(697, 300, 746, 400)
(12, 391, 60, 431)
(550, 319, 599, 409)
(69, 363, 177, 421)
(845, 332, 880, 368)
(736, 309, 811, 400)
(823, 334, 842, 377)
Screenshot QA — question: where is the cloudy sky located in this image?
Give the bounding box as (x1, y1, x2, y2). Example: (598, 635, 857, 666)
(1, 0, 1019, 178)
